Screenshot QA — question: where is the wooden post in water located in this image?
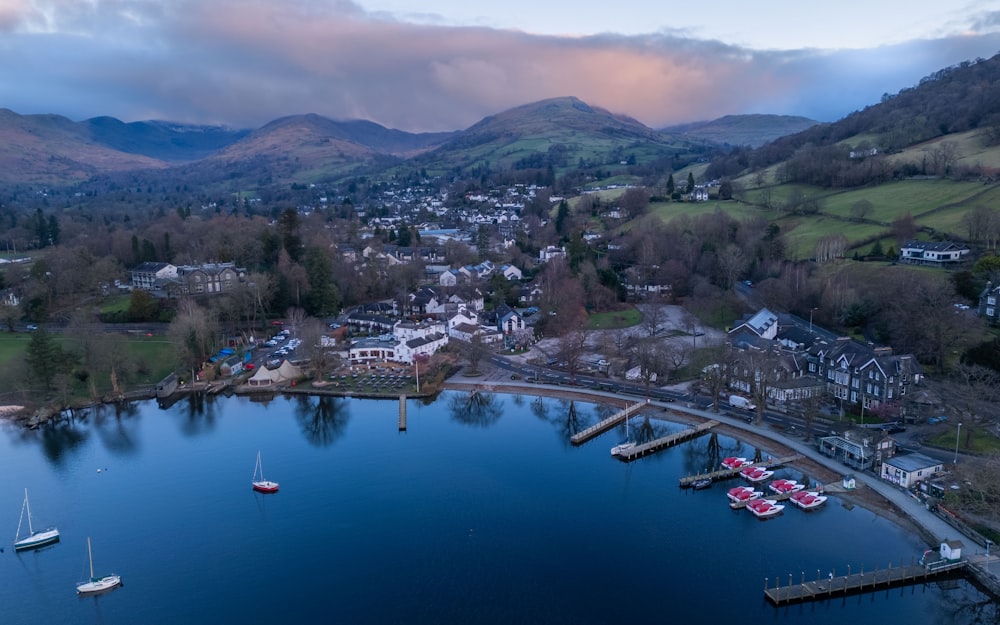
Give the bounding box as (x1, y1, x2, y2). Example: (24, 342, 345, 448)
(398, 395, 407, 432)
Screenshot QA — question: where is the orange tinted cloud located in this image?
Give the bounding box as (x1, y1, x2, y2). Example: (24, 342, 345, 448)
(1, 0, 999, 130)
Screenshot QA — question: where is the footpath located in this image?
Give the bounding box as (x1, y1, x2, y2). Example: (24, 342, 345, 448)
(442, 375, 1000, 597)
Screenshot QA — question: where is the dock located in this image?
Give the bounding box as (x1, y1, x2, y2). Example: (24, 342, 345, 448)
(678, 454, 803, 487)
(570, 402, 646, 446)
(764, 558, 967, 605)
(613, 421, 719, 462)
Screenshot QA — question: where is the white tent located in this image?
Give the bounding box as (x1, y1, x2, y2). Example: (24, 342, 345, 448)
(247, 360, 302, 386)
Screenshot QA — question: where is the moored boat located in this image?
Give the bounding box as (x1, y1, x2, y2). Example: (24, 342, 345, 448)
(727, 486, 763, 503)
(746, 498, 784, 518)
(76, 537, 122, 595)
(13, 488, 60, 552)
(692, 478, 713, 490)
(740, 466, 774, 483)
(252, 451, 279, 493)
(768, 479, 805, 495)
(721, 457, 750, 470)
(790, 490, 828, 510)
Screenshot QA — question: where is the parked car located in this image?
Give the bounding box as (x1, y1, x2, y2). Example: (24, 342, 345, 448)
(26, 324, 38, 331)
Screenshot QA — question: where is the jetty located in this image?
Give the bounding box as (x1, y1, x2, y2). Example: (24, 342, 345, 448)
(764, 558, 968, 605)
(570, 402, 646, 446)
(613, 421, 719, 462)
(678, 454, 803, 487)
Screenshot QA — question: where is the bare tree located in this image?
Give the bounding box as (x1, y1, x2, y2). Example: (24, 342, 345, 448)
(849, 199, 874, 222)
(630, 338, 665, 397)
(557, 330, 588, 383)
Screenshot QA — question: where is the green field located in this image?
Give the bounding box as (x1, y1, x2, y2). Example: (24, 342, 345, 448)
(0, 332, 177, 401)
(586, 308, 641, 330)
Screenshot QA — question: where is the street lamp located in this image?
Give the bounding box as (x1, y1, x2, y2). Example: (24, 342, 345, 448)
(954, 422, 962, 464)
(809, 307, 818, 332)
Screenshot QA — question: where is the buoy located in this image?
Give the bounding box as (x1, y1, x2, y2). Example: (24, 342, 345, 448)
(97, 469, 101, 473)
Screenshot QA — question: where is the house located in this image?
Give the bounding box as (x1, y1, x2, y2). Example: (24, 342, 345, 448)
(495, 304, 524, 335)
(978, 282, 1000, 325)
(499, 264, 523, 281)
(880, 452, 943, 489)
(348, 338, 398, 365)
(539, 246, 566, 262)
(173, 262, 246, 296)
(130, 262, 178, 291)
(729, 308, 780, 340)
(439, 269, 460, 287)
(898, 240, 970, 266)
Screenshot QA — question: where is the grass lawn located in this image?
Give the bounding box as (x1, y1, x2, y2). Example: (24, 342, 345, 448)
(925, 425, 1000, 455)
(0, 332, 177, 400)
(586, 308, 641, 330)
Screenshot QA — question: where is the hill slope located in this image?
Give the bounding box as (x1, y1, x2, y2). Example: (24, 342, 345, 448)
(663, 114, 819, 147)
(414, 96, 711, 174)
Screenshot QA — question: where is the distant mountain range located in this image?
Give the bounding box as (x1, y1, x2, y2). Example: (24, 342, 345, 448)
(0, 99, 815, 187)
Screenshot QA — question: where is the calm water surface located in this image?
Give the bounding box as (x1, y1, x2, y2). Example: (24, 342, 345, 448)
(1, 391, 993, 624)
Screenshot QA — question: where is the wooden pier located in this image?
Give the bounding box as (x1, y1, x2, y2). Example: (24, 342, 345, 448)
(398, 395, 407, 432)
(613, 421, 719, 462)
(764, 559, 967, 604)
(570, 402, 646, 446)
(678, 454, 803, 487)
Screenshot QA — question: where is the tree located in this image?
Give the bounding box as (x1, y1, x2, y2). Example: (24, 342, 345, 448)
(128, 289, 159, 322)
(850, 199, 873, 222)
(619, 187, 650, 220)
(169, 298, 218, 379)
(687, 172, 695, 194)
(24, 328, 71, 393)
(666, 174, 675, 196)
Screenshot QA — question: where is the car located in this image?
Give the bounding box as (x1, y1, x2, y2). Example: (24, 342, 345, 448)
(245, 363, 256, 370)
(26, 324, 38, 331)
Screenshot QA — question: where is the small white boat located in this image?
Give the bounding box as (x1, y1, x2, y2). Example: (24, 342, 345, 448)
(721, 457, 749, 469)
(768, 479, 805, 495)
(13, 488, 60, 552)
(740, 466, 774, 483)
(610, 417, 636, 457)
(746, 498, 785, 518)
(790, 490, 828, 510)
(726, 486, 762, 503)
(76, 537, 122, 595)
(252, 451, 279, 493)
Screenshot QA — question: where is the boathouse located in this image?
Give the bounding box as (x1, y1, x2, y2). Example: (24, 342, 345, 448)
(879, 452, 943, 489)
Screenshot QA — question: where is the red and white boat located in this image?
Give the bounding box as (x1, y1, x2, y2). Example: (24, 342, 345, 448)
(252, 451, 279, 493)
(768, 479, 805, 495)
(790, 491, 828, 510)
(740, 466, 774, 482)
(727, 486, 763, 504)
(721, 457, 750, 470)
(746, 498, 785, 518)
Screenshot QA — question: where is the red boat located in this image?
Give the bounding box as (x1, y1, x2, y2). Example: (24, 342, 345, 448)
(721, 457, 750, 470)
(746, 498, 785, 518)
(789, 491, 828, 510)
(740, 466, 774, 482)
(252, 451, 279, 493)
(727, 486, 763, 503)
(768, 479, 805, 494)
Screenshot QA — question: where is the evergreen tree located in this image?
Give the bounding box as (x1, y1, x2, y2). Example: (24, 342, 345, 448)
(687, 172, 695, 193)
(666, 174, 675, 196)
(24, 328, 69, 392)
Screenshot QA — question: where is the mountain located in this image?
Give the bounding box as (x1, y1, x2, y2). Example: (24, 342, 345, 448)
(0, 109, 168, 184)
(662, 114, 820, 148)
(82, 117, 250, 162)
(412, 96, 711, 174)
(184, 113, 456, 184)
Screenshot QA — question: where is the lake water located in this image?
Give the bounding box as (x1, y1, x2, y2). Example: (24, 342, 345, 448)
(1, 391, 993, 625)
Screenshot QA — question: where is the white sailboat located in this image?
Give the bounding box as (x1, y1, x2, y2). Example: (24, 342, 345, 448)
(252, 451, 279, 493)
(13, 488, 60, 551)
(610, 416, 636, 457)
(76, 537, 122, 595)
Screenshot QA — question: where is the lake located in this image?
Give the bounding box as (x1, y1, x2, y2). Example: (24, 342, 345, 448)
(1, 391, 992, 624)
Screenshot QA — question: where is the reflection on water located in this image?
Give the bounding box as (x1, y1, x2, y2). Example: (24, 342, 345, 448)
(293, 395, 349, 446)
(171, 392, 222, 436)
(448, 390, 503, 427)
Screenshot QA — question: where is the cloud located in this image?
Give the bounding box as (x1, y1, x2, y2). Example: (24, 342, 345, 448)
(1, 0, 999, 131)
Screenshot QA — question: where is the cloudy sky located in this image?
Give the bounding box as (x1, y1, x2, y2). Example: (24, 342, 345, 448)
(2, 0, 1000, 132)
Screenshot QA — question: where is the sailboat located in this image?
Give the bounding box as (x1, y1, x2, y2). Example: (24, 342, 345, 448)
(76, 537, 122, 595)
(13, 488, 60, 551)
(610, 416, 637, 457)
(252, 451, 279, 493)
